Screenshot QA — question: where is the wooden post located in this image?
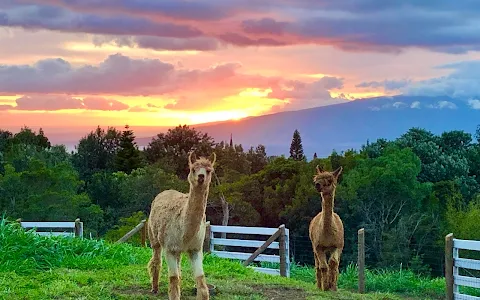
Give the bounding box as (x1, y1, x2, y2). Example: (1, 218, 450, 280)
(279, 224, 287, 277)
(358, 228, 365, 294)
(74, 218, 83, 238)
(116, 219, 146, 244)
(445, 233, 454, 300)
(203, 221, 211, 253)
(141, 219, 148, 247)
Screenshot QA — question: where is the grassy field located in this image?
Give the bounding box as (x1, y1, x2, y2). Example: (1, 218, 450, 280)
(0, 219, 476, 300)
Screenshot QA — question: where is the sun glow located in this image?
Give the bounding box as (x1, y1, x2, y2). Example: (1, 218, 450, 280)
(238, 88, 272, 97)
(188, 110, 249, 124)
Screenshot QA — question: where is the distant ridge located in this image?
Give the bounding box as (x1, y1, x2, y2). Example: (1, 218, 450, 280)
(136, 95, 480, 158)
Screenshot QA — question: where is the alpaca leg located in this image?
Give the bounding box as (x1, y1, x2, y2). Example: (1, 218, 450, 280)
(313, 252, 322, 290)
(189, 250, 209, 300)
(165, 251, 181, 300)
(147, 244, 162, 294)
(327, 249, 341, 291)
(314, 249, 328, 291)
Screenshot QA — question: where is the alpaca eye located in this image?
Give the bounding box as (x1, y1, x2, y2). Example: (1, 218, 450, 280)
(206, 170, 211, 174)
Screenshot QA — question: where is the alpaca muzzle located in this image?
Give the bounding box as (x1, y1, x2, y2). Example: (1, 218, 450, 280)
(197, 174, 205, 184)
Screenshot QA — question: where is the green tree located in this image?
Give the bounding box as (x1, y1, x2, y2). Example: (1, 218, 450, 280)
(289, 129, 305, 161)
(246, 145, 268, 174)
(144, 125, 215, 179)
(0, 130, 12, 154)
(0, 159, 103, 235)
(338, 146, 433, 267)
(114, 125, 144, 174)
(72, 126, 122, 181)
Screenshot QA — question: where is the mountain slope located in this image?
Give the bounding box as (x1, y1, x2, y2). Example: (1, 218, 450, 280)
(137, 95, 480, 158)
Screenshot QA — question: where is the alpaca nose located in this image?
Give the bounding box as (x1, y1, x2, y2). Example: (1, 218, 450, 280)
(198, 174, 205, 184)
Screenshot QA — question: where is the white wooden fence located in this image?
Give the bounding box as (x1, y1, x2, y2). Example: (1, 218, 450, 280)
(204, 223, 290, 277)
(446, 233, 480, 300)
(17, 218, 83, 238)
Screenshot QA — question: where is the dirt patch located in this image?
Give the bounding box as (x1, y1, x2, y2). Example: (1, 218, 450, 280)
(113, 284, 308, 299)
(112, 285, 163, 299)
(251, 284, 308, 300)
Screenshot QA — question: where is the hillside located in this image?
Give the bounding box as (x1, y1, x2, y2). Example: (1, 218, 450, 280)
(0, 219, 453, 300)
(136, 95, 480, 158)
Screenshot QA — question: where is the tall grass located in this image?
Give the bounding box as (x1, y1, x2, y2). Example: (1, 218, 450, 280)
(0, 218, 150, 274)
(260, 260, 455, 299)
(287, 261, 480, 299)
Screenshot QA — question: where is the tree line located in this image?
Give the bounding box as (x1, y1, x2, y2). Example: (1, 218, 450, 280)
(1, 124, 480, 277)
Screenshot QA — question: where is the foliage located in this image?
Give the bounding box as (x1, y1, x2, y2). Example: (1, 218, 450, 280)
(144, 124, 215, 179)
(338, 146, 434, 268)
(71, 126, 122, 181)
(289, 129, 305, 161)
(114, 125, 145, 174)
(0, 159, 103, 235)
(104, 211, 146, 246)
(2, 123, 480, 281)
(445, 196, 480, 241)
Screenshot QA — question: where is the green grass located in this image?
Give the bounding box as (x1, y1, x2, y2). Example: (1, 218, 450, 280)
(1, 219, 477, 299)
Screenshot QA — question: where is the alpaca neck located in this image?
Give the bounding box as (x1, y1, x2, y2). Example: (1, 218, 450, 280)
(183, 185, 209, 243)
(321, 191, 335, 227)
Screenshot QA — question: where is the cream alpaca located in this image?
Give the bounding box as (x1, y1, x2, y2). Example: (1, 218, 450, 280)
(147, 151, 215, 300)
(309, 165, 344, 291)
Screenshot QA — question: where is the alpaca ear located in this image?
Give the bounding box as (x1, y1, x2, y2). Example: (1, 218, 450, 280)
(210, 152, 216, 166)
(316, 165, 324, 174)
(188, 150, 196, 167)
(332, 166, 343, 179)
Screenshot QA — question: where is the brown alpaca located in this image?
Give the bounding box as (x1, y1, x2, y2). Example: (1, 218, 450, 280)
(309, 165, 344, 291)
(147, 151, 215, 300)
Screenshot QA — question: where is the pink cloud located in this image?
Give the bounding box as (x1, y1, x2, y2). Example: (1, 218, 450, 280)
(6, 95, 129, 111)
(0, 53, 344, 113)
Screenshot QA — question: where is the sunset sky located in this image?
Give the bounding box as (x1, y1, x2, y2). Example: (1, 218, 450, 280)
(1, 1, 480, 133)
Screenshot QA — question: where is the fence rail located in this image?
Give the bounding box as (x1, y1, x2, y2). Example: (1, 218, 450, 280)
(446, 233, 480, 300)
(17, 218, 83, 238)
(116, 219, 148, 246)
(204, 223, 290, 277)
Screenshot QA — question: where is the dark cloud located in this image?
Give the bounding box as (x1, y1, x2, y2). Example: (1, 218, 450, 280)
(28, 0, 244, 21)
(216, 32, 288, 47)
(1, 3, 202, 38)
(3, 1, 480, 53)
(356, 79, 411, 91)
(241, 18, 288, 35)
(5, 95, 129, 111)
(93, 35, 221, 51)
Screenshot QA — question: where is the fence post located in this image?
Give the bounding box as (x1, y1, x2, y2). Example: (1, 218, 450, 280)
(74, 218, 83, 238)
(203, 221, 211, 253)
(279, 224, 287, 277)
(358, 228, 365, 294)
(445, 233, 454, 300)
(141, 219, 148, 247)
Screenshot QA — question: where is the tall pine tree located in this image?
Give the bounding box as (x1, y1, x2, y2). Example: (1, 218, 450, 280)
(114, 125, 144, 174)
(289, 129, 305, 161)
